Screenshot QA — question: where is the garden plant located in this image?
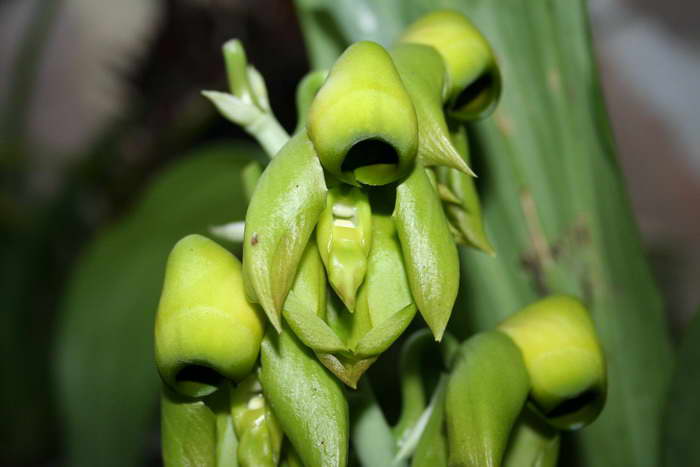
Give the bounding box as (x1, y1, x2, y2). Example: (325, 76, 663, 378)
(51, 2, 697, 467)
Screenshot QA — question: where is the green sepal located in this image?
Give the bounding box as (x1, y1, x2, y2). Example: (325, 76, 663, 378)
(503, 409, 560, 467)
(394, 162, 459, 341)
(295, 69, 329, 133)
(390, 43, 473, 175)
(314, 287, 376, 388)
(307, 41, 418, 186)
(283, 244, 346, 353)
(155, 235, 265, 398)
(315, 352, 377, 390)
(498, 295, 607, 430)
(399, 9, 501, 121)
(260, 326, 349, 467)
(355, 303, 416, 358)
(364, 213, 414, 326)
(445, 331, 530, 467)
(160, 386, 218, 467)
(231, 375, 284, 467)
(436, 126, 494, 253)
(316, 186, 372, 311)
(243, 131, 328, 332)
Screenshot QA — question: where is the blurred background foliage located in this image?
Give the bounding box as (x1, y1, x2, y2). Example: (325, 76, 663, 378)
(0, 0, 699, 466)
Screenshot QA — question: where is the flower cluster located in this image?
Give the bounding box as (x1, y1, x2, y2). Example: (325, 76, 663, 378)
(153, 10, 607, 467)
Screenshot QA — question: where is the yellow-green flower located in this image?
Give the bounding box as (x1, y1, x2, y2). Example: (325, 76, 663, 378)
(498, 295, 607, 430)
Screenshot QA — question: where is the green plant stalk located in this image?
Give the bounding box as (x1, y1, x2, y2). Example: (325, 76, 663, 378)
(294, 1, 672, 466)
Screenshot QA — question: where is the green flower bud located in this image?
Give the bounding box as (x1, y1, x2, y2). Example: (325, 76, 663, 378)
(243, 130, 327, 331)
(161, 387, 218, 467)
(295, 69, 328, 133)
(316, 186, 372, 311)
(400, 9, 501, 121)
(445, 331, 530, 467)
(307, 41, 418, 186)
(155, 234, 265, 398)
(390, 43, 474, 175)
(231, 374, 284, 467)
(434, 125, 494, 253)
(394, 162, 460, 341)
(498, 295, 607, 430)
(260, 326, 349, 467)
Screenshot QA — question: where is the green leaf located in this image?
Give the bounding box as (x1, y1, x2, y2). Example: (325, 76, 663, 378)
(663, 310, 700, 467)
(54, 141, 260, 467)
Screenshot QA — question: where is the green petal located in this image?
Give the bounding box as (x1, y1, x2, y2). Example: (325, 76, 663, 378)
(446, 331, 530, 467)
(498, 295, 607, 430)
(354, 303, 416, 358)
(390, 43, 474, 175)
(365, 213, 413, 326)
(315, 352, 377, 390)
(243, 131, 327, 331)
(399, 10, 501, 121)
(394, 163, 460, 341)
(260, 326, 349, 467)
(155, 235, 265, 398)
(282, 244, 346, 353)
(308, 41, 418, 186)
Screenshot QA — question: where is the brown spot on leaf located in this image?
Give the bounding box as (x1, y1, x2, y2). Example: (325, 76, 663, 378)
(251, 233, 259, 246)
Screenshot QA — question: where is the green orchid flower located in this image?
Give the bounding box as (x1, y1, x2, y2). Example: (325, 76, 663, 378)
(307, 41, 418, 186)
(498, 295, 607, 430)
(400, 9, 502, 121)
(241, 40, 464, 386)
(155, 234, 266, 398)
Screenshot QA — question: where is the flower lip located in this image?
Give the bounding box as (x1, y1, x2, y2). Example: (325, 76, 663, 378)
(447, 64, 501, 121)
(173, 364, 224, 398)
(341, 138, 401, 186)
(307, 41, 418, 186)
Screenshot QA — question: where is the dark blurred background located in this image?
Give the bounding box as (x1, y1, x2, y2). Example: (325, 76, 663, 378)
(0, 0, 698, 465)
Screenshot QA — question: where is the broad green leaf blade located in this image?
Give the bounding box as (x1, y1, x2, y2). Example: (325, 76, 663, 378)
(54, 142, 260, 467)
(663, 310, 700, 467)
